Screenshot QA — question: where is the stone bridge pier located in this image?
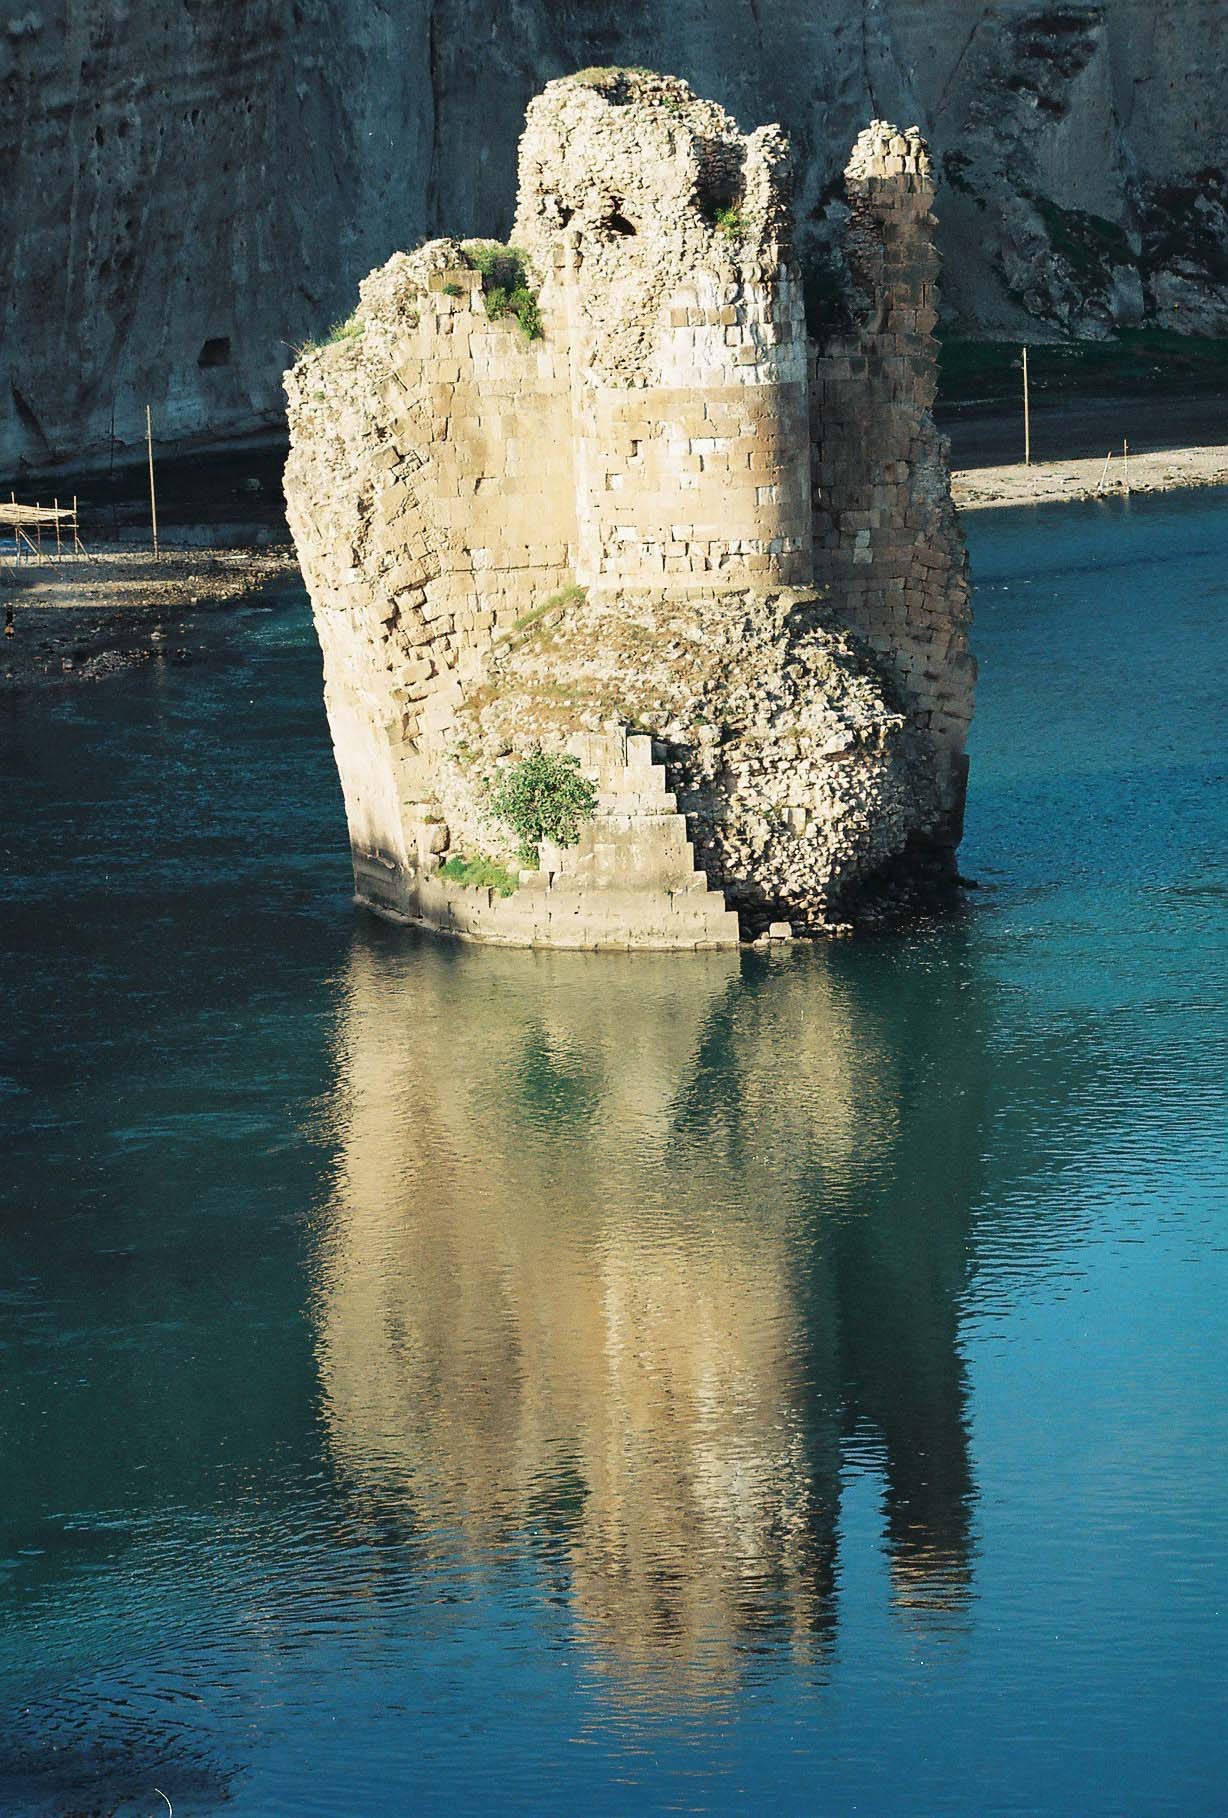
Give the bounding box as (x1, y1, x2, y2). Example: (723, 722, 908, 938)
(284, 70, 974, 945)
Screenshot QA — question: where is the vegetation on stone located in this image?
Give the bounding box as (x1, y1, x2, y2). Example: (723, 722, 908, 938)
(571, 66, 656, 93)
(439, 853, 520, 895)
(463, 242, 542, 340)
(493, 583, 587, 655)
(488, 750, 598, 866)
(1030, 196, 1133, 292)
(514, 583, 585, 632)
(295, 312, 363, 358)
(327, 312, 364, 343)
(941, 149, 977, 196)
(714, 205, 746, 241)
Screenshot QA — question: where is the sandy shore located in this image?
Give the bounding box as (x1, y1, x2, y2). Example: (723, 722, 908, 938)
(953, 440, 1228, 511)
(0, 543, 298, 690)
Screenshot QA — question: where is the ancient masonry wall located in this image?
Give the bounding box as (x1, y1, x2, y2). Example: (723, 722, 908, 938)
(811, 125, 975, 843)
(285, 72, 974, 947)
(567, 262, 813, 589)
(509, 85, 813, 593)
(286, 246, 578, 872)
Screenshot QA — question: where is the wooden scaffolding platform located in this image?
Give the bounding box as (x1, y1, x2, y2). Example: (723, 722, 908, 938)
(0, 495, 87, 563)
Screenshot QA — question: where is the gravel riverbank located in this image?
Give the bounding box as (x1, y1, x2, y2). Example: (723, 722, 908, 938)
(953, 441, 1228, 511)
(0, 545, 298, 689)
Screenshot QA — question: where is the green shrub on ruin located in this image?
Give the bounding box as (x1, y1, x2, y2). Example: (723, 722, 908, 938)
(714, 205, 746, 241)
(463, 242, 543, 341)
(488, 749, 598, 866)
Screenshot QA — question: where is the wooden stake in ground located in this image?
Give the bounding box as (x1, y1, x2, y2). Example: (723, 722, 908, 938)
(146, 403, 159, 558)
(1123, 436, 1130, 494)
(1097, 452, 1113, 493)
(54, 497, 62, 559)
(1022, 345, 1031, 467)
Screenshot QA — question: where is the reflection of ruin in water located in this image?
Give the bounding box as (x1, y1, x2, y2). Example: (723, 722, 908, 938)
(313, 937, 985, 1691)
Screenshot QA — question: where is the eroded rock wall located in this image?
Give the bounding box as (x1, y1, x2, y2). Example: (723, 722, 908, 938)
(3, 2, 1225, 476)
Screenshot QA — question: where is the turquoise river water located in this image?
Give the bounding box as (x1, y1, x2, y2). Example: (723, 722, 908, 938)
(1, 490, 1225, 1815)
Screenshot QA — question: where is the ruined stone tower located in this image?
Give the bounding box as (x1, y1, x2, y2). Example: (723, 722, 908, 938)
(284, 69, 973, 947)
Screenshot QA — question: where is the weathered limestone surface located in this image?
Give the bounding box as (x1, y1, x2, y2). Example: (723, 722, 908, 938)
(284, 71, 974, 945)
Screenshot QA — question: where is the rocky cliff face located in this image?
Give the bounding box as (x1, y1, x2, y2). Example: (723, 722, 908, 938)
(2, 1, 1224, 476)
(284, 72, 972, 943)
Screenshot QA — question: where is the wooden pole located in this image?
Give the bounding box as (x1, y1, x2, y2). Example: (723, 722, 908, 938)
(10, 493, 16, 566)
(73, 494, 81, 555)
(146, 403, 159, 558)
(54, 496, 62, 559)
(1022, 345, 1031, 467)
(1096, 451, 1112, 493)
(1122, 436, 1130, 494)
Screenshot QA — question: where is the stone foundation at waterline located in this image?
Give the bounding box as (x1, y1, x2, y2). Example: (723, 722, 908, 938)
(284, 69, 974, 947)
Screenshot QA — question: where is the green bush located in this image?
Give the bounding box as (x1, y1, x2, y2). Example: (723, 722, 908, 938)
(488, 750, 598, 866)
(439, 854, 519, 896)
(942, 149, 977, 197)
(463, 243, 543, 340)
(714, 205, 746, 240)
(1033, 197, 1133, 287)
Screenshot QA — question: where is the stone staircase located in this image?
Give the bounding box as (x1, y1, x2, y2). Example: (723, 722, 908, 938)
(390, 727, 741, 948)
(524, 729, 741, 946)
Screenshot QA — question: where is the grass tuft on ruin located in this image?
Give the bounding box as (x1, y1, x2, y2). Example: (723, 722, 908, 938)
(506, 583, 586, 639)
(439, 854, 520, 895)
(294, 312, 364, 359)
(326, 312, 364, 343)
